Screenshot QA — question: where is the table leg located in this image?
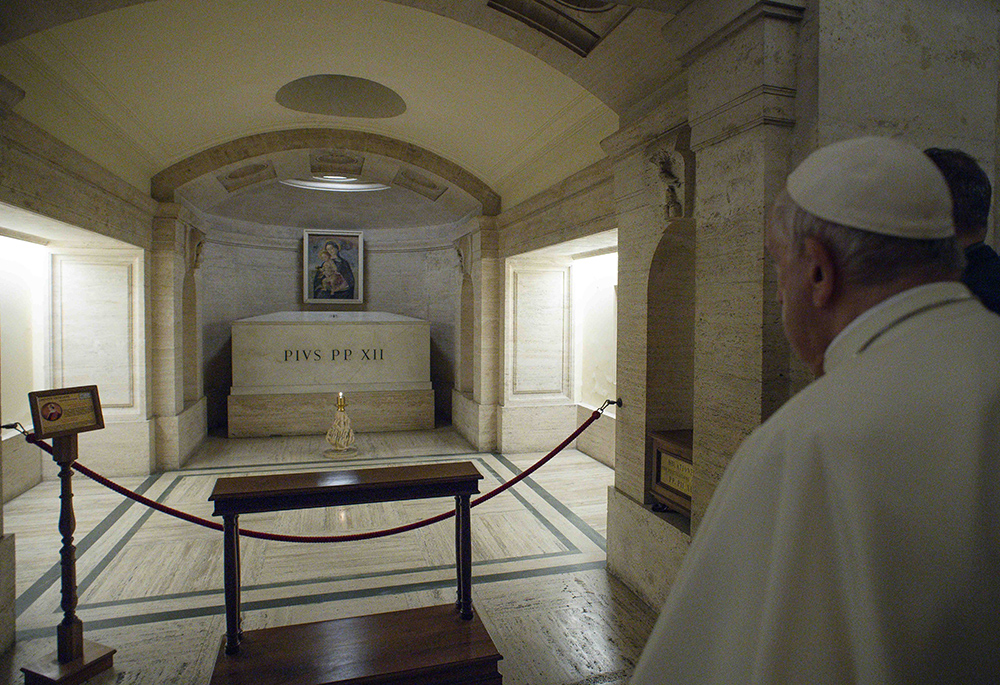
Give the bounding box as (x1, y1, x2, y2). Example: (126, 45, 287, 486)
(454, 496, 464, 612)
(223, 514, 241, 654)
(458, 494, 473, 620)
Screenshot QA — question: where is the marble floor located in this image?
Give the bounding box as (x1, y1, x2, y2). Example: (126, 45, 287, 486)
(0, 427, 656, 684)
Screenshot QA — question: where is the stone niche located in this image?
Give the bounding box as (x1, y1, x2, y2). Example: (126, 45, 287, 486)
(227, 311, 435, 437)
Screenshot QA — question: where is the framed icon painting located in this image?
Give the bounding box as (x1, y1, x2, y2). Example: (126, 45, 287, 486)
(303, 230, 363, 304)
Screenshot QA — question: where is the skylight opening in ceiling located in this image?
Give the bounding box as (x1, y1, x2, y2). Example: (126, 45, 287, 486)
(275, 74, 406, 118)
(280, 177, 390, 192)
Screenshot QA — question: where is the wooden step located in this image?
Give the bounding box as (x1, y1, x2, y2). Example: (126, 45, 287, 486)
(210, 604, 502, 685)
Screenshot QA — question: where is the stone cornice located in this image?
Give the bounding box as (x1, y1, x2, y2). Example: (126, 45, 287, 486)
(663, 0, 806, 68)
(498, 156, 613, 231)
(1, 110, 156, 249)
(601, 82, 688, 161)
(689, 85, 796, 151)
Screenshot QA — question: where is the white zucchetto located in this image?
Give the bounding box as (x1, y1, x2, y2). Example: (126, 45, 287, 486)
(786, 136, 954, 239)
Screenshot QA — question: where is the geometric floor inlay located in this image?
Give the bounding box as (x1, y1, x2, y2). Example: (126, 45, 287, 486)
(3, 439, 654, 685)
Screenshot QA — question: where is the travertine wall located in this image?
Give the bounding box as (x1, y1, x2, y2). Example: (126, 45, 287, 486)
(602, 98, 695, 609)
(46, 249, 156, 476)
(488, 160, 617, 454)
(0, 108, 203, 481)
(604, 0, 1000, 611)
(0, 109, 161, 653)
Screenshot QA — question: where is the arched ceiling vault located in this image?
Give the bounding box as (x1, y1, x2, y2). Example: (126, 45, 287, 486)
(0, 0, 688, 234)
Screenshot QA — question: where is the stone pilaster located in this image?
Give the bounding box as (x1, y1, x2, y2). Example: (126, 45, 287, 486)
(603, 0, 806, 606)
(451, 217, 501, 451)
(151, 203, 207, 470)
(675, 0, 805, 529)
(601, 87, 695, 608)
(602, 107, 692, 505)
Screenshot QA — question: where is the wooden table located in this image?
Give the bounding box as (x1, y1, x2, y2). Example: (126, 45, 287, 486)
(209, 461, 484, 656)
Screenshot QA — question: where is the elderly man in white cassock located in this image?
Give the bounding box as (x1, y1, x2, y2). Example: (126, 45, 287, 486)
(630, 137, 1000, 684)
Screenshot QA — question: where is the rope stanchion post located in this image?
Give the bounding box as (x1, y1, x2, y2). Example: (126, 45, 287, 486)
(21, 432, 116, 685)
(52, 436, 84, 664)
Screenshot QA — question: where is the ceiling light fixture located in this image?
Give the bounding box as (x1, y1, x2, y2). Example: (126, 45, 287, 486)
(280, 176, 390, 192)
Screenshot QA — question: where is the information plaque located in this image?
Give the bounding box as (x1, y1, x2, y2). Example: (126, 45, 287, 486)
(28, 385, 104, 440)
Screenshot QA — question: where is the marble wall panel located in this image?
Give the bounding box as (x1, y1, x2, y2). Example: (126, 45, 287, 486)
(47, 250, 154, 474)
(576, 404, 615, 468)
(510, 268, 569, 397)
(606, 486, 689, 610)
(53, 258, 135, 406)
(1, 435, 43, 504)
(498, 403, 577, 454)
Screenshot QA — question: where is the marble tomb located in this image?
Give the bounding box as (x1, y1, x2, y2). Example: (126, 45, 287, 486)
(227, 312, 435, 437)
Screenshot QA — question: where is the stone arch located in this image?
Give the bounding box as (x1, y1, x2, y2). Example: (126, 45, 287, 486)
(459, 273, 475, 395)
(645, 218, 695, 436)
(150, 128, 501, 215)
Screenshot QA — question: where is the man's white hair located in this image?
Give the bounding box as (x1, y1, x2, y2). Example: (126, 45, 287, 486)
(771, 190, 962, 287)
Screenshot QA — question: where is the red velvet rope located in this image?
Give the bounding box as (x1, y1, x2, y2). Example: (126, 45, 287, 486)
(26, 406, 606, 544)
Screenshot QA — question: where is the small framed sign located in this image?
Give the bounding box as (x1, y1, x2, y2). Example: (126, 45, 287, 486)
(28, 385, 104, 440)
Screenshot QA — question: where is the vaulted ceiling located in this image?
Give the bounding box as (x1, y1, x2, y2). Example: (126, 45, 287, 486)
(0, 0, 689, 239)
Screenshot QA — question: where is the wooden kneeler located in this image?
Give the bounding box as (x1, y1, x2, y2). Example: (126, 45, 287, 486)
(208, 462, 502, 685)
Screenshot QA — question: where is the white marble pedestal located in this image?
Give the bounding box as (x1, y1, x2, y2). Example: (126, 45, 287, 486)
(227, 312, 434, 437)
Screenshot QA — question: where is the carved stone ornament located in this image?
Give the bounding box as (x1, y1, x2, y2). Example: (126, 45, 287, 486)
(647, 124, 695, 220)
(455, 233, 473, 276)
(187, 228, 206, 270)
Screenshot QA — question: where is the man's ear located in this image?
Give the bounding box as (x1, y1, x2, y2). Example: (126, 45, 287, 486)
(802, 237, 836, 307)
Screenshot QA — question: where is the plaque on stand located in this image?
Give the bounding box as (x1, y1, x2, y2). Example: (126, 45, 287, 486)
(21, 386, 116, 685)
